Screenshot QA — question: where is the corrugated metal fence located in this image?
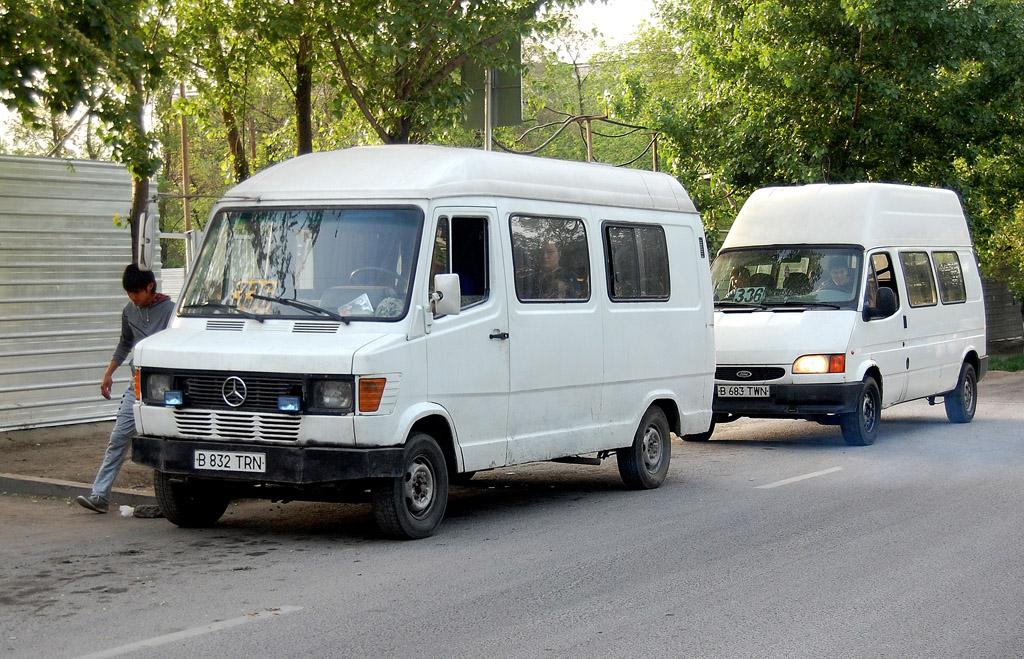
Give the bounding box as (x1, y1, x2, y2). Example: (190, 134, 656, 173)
(984, 277, 1024, 352)
(0, 155, 163, 431)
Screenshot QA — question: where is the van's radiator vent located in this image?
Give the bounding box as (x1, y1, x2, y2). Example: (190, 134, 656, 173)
(293, 322, 340, 333)
(182, 373, 304, 412)
(206, 320, 246, 332)
(173, 409, 301, 443)
(716, 366, 786, 381)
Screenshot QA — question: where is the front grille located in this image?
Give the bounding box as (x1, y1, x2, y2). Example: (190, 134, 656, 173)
(183, 373, 304, 412)
(174, 409, 301, 443)
(716, 366, 786, 382)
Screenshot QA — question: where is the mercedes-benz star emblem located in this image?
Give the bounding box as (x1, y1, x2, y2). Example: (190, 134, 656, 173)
(222, 376, 247, 407)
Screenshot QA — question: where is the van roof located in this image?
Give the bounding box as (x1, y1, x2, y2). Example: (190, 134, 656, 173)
(220, 145, 696, 213)
(721, 183, 971, 250)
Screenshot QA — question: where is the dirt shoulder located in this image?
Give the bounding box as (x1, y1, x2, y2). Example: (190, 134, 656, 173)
(0, 421, 154, 492)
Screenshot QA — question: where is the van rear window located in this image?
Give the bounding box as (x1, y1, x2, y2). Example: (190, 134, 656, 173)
(933, 251, 967, 304)
(604, 224, 670, 301)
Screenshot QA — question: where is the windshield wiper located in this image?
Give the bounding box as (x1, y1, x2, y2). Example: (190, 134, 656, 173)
(182, 302, 265, 323)
(779, 301, 842, 309)
(715, 300, 768, 310)
(250, 294, 350, 324)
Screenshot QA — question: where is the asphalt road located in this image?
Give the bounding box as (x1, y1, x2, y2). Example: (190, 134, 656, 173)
(3, 372, 1023, 659)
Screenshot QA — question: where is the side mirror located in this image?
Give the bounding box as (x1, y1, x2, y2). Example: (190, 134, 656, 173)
(136, 211, 157, 272)
(432, 273, 461, 317)
(864, 286, 897, 320)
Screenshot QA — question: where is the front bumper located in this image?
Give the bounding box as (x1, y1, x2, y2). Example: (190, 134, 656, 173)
(713, 382, 863, 418)
(132, 436, 405, 485)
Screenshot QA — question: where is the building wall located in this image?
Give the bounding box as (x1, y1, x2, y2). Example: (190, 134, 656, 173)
(0, 155, 163, 431)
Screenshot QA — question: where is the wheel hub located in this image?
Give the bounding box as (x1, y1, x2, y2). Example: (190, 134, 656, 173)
(404, 458, 434, 516)
(642, 427, 663, 469)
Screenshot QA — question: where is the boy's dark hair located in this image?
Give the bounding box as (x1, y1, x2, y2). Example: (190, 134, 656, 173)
(122, 263, 157, 293)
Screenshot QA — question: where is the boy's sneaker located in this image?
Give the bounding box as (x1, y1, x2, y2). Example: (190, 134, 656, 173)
(76, 494, 109, 514)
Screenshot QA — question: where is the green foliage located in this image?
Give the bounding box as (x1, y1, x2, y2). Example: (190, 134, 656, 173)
(320, 0, 583, 144)
(616, 0, 1024, 256)
(990, 352, 1024, 372)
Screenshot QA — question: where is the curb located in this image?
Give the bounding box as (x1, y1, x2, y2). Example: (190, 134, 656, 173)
(0, 473, 156, 506)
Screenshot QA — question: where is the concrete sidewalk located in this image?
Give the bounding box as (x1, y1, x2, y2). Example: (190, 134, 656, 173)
(0, 421, 157, 506)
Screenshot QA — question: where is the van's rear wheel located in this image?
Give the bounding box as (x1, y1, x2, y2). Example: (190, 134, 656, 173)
(372, 432, 448, 539)
(840, 377, 880, 446)
(153, 471, 229, 528)
(944, 362, 977, 424)
(617, 406, 671, 489)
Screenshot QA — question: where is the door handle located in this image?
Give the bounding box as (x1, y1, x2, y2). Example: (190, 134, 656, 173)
(489, 331, 509, 340)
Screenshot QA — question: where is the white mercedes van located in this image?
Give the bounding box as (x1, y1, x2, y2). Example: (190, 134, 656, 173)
(131, 145, 715, 538)
(698, 183, 987, 446)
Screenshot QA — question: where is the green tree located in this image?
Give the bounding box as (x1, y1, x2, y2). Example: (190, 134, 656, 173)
(1, 0, 170, 262)
(618, 0, 1024, 253)
(320, 0, 584, 144)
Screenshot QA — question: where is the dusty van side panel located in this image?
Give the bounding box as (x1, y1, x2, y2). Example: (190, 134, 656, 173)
(601, 217, 713, 438)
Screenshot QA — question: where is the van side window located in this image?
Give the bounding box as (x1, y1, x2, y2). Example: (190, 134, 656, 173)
(868, 252, 900, 309)
(430, 216, 489, 309)
(510, 215, 590, 302)
(899, 251, 938, 307)
(933, 251, 966, 304)
(605, 224, 670, 301)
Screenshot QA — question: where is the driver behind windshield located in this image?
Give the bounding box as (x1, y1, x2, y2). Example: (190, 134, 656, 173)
(816, 257, 855, 294)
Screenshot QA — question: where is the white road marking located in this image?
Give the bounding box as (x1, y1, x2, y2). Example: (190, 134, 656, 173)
(73, 606, 303, 659)
(756, 466, 843, 489)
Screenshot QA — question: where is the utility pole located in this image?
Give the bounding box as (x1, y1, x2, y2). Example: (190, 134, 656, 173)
(178, 83, 192, 233)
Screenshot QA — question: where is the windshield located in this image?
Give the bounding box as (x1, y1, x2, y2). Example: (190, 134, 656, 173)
(181, 207, 423, 321)
(711, 246, 863, 308)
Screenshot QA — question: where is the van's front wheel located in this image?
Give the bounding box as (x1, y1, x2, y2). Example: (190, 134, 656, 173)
(153, 471, 229, 528)
(372, 433, 448, 539)
(840, 377, 881, 446)
(617, 406, 671, 489)
(944, 362, 977, 424)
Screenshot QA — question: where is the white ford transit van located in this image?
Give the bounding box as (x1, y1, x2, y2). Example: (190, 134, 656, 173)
(131, 145, 714, 538)
(698, 183, 987, 446)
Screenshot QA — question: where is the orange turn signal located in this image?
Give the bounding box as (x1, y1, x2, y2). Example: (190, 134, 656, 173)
(358, 378, 387, 413)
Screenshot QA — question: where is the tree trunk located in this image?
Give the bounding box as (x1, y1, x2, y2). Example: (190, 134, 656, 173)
(222, 106, 250, 182)
(296, 34, 313, 155)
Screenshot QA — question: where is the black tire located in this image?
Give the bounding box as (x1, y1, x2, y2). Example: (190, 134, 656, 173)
(944, 362, 977, 424)
(153, 470, 229, 528)
(617, 406, 671, 489)
(840, 377, 881, 446)
(372, 433, 448, 539)
(683, 420, 715, 442)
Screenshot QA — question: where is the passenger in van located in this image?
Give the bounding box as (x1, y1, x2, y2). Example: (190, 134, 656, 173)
(532, 241, 579, 299)
(816, 259, 855, 294)
(728, 266, 751, 298)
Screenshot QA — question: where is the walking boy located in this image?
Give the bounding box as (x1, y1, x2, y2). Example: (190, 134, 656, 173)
(76, 264, 175, 513)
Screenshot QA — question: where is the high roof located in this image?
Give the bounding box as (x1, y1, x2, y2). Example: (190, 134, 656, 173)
(722, 183, 971, 250)
(221, 145, 697, 213)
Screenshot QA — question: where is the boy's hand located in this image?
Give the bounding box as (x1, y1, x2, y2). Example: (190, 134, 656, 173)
(100, 374, 114, 400)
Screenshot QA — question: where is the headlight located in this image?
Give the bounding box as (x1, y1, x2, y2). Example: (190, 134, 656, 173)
(146, 373, 174, 402)
(312, 380, 354, 410)
(793, 354, 846, 374)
